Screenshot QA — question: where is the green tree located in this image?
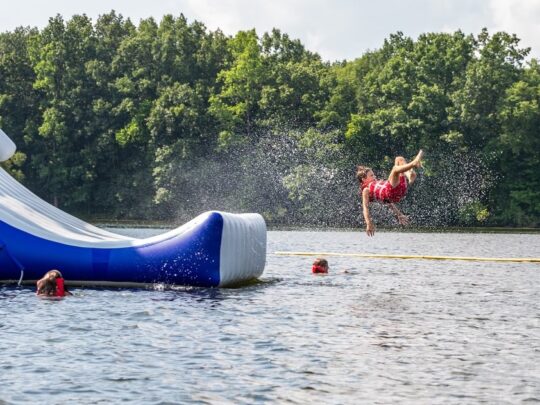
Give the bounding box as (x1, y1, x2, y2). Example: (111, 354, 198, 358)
(258, 29, 327, 128)
(27, 14, 99, 208)
(86, 11, 136, 215)
(494, 59, 540, 225)
(210, 29, 267, 147)
(450, 29, 529, 151)
(0, 27, 37, 179)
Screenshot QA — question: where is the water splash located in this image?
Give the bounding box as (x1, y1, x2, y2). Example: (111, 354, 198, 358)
(159, 130, 494, 229)
(404, 150, 495, 227)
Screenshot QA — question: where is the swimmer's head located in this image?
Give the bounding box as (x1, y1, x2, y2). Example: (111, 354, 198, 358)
(45, 269, 63, 280)
(312, 258, 329, 274)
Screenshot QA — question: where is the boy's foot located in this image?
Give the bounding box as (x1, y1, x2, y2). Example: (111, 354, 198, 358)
(412, 149, 423, 168)
(405, 168, 417, 184)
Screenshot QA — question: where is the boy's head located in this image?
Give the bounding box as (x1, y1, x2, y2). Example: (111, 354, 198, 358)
(356, 165, 374, 184)
(312, 258, 329, 274)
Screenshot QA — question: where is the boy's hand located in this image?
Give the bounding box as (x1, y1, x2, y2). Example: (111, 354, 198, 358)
(366, 221, 375, 236)
(397, 213, 409, 225)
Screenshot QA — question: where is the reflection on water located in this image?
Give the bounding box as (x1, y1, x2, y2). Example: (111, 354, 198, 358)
(1, 230, 539, 404)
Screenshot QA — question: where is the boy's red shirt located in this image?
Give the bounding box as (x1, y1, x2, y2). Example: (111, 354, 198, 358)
(361, 175, 408, 203)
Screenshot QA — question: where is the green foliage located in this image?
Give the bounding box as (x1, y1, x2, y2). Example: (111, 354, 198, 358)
(209, 29, 265, 142)
(491, 59, 540, 226)
(459, 202, 490, 225)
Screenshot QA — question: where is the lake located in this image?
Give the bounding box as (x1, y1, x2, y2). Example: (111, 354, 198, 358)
(1, 229, 539, 404)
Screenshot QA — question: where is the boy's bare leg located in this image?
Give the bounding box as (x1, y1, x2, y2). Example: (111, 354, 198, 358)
(400, 155, 417, 185)
(407, 150, 423, 184)
(388, 150, 423, 187)
(408, 169, 417, 185)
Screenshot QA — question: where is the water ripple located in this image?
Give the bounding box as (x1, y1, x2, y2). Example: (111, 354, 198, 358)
(1, 231, 539, 404)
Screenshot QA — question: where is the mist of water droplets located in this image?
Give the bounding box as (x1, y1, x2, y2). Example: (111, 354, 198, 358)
(162, 130, 494, 229)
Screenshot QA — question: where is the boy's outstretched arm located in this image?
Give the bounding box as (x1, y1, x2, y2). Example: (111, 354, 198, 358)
(388, 203, 409, 225)
(362, 188, 375, 236)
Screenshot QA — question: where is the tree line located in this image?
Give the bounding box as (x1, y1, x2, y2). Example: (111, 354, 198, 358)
(0, 11, 538, 227)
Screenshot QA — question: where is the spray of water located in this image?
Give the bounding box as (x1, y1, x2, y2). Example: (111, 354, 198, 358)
(403, 150, 495, 227)
(161, 130, 494, 229)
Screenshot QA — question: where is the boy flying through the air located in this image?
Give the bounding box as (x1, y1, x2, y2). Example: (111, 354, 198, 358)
(356, 150, 423, 236)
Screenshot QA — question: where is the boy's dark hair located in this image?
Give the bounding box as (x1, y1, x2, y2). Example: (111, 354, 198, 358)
(356, 165, 371, 183)
(313, 258, 328, 267)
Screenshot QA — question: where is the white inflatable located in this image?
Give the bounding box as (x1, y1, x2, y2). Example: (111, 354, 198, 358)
(0, 130, 266, 287)
(0, 129, 16, 161)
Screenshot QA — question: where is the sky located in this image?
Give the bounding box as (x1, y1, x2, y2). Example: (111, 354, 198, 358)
(0, 0, 539, 61)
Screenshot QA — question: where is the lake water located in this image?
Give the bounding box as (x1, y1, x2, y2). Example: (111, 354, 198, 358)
(1, 229, 539, 404)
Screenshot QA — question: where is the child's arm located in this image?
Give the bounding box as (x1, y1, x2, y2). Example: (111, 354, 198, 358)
(388, 203, 409, 225)
(362, 188, 375, 236)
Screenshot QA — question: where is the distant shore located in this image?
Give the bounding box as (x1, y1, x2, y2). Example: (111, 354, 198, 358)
(93, 219, 540, 234)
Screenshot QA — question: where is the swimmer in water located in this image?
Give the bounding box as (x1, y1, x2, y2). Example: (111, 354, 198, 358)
(312, 258, 329, 274)
(36, 269, 72, 297)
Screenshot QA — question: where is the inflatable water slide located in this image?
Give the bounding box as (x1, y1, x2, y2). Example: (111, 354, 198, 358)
(0, 129, 266, 288)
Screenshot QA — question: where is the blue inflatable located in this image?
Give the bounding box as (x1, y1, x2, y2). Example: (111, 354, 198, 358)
(0, 130, 266, 288)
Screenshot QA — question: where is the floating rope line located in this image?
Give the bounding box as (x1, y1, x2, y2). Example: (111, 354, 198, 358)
(274, 251, 540, 263)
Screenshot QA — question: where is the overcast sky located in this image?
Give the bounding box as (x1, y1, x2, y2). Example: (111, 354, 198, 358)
(1, 0, 538, 61)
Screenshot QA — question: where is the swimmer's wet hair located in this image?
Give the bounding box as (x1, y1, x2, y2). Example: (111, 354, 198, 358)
(313, 258, 328, 267)
(46, 269, 63, 279)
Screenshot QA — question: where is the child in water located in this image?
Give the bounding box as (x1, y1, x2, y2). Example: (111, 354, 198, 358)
(357, 150, 424, 236)
(312, 258, 329, 274)
(36, 269, 72, 297)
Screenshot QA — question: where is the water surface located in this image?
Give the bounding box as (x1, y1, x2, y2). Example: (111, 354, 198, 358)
(1, 230, 539, 404)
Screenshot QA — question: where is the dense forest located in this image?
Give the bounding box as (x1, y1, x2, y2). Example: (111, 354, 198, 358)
(0, 12, 538, 227)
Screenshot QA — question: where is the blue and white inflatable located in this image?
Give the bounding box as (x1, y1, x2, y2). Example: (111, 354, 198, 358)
(0, 129, 266, 288)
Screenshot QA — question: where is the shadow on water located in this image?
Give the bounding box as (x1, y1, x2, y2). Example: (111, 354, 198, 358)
(151, 277, 282, 302)
(151, 287, 225, 303)
(0, 285, 25, 300)
(223, 276, 282, 289)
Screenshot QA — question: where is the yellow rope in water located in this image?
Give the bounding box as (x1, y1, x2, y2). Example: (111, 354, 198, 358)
(274, 251, 540, 263)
